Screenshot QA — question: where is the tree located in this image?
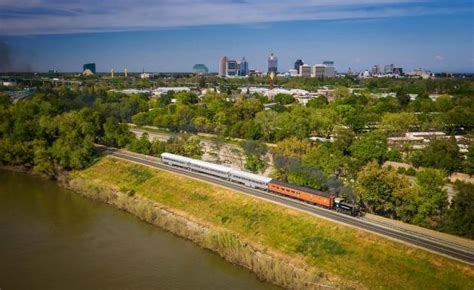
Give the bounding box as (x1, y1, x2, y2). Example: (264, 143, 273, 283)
(182, 135, 203, 159)
(192, 116, 213, 133)
(242, 140, 267, 156)
(198, 77, 207, 89)
(435, 95, 454, 112)
(175, 91, 199, 105)
(355, 161, 411, 218)
(158, 91, 174, 107)
(303, 145, 346, 177)
(287, 163, 328, 190)
(411, 138, 462, 173)
(273, 109, 310, 141)
(349, 130, 388, 164)
(445, 106, 474, 132)
(335, 86, 351, 98)
(50, 110, 97, 169)
(101, 117, 133, 147)
(398, 168, 448, 227)
(380, 112, 419, 135)
(32, 140, 55, 176)
(245, 154, 266, 173)
(332, 126, 355, 155)
(242, 140, 267, 173)
(127, 134, 152, 155)
(440, 182, 474, 238)
(272, 137, 311, 159)
(307, 108, 339, 137)
(396, 91, 410, 108)
(306, 96, 328, 109)
(385, 149, 402, 162)
(274, 93, 295, 105)
(464, 148, 474, 175)
(254, 110, 277, 142)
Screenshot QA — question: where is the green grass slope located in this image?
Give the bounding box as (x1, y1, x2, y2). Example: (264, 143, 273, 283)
(71, 157, 474, 289)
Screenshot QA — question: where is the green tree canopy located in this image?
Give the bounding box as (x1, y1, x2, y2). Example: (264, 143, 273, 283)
(410, 138, 462, 173)
(274, 93, 295, 105)
(355, 161, 411, 218)
(440, 182, 474, 238)
(380, 112, 419, 135)
(350, 130, 388, 164)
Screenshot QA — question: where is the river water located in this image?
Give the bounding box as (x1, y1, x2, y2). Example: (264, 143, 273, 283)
(0, 169, 279, 290)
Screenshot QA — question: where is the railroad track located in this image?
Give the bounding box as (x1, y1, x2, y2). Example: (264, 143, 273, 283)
(99, 147, 474, 265)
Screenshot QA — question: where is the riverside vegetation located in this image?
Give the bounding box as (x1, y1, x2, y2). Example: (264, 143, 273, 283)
(3, 79, 472, 237)
(68, 156, 474, 290)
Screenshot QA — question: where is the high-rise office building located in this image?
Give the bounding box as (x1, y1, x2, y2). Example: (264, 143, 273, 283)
(312, 64, 335, 78)
(239, 57, 249, 76)
(323, 61, 334, 67)
(325, 66, 335, 78)
(83, 63, 96, 74)
(193, 64, 209, 75)
(267, 53, 278, 74)
(219, 56, 228, 76)
(300, 64, 311, 77)
(372, 65, 381, 75)
(393, 67, 403, 75)
(322, 61, 336, 77)
(294, 59, 304, 74)
(313, 65, 326, 78)
(384, 64, 394, 74)
(226, 59, 238, 76)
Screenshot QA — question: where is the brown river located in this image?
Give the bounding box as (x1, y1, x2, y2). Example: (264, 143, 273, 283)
(0, 169, 279, 290)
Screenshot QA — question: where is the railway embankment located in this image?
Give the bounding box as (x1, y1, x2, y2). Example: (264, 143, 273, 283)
(65, 156, 474, 290)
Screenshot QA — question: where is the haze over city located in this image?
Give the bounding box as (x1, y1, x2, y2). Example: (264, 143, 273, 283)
(1, 0, 473, 73)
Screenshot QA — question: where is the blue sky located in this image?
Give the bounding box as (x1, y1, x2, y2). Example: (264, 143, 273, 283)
(0, 0, 473, 73)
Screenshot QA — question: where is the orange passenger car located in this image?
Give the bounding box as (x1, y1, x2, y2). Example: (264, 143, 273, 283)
(268, 180, 334, 208)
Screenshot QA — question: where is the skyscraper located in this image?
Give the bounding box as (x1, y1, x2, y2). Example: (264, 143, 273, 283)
(393, 67, 403, 75)
(219, 56, 227, 77)
(267, 53, 278, 74)
(239, 57, 249, 76)
(294, 59, 304, 74)
(323, 61, 334, 67)
(83, 63, 96, 74)
(300, 64, 311, 77)
(313, 65, 326, 78)
(312, 64, 336, 78)
(372, 65, 381, 75)
(226, 59, 238, 76)
(193, 64, 209, 75)
(384, 64, 394, 74)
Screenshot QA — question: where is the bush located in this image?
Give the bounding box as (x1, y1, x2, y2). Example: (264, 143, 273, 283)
(406, 167, 417, 176)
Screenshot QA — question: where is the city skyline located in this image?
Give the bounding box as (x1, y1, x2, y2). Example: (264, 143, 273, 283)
(0, 0, 473, 73)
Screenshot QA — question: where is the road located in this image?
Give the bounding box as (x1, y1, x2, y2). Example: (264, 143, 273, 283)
(100, 147, 474, 265)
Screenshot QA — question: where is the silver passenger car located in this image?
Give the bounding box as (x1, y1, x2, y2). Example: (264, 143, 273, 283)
(229, 169, 271, 190)
(160, 152, 271, 189)
(189, 159, 231, 179)
(161, 152, 191, 169)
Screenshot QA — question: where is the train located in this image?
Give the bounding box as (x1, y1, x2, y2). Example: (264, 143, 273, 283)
(161, 152, 361, 216)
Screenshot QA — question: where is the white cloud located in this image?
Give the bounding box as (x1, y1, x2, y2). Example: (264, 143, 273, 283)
(0, 0, 469, 35)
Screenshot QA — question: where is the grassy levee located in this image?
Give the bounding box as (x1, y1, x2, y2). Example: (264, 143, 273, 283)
(69, 157, 474, 289)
